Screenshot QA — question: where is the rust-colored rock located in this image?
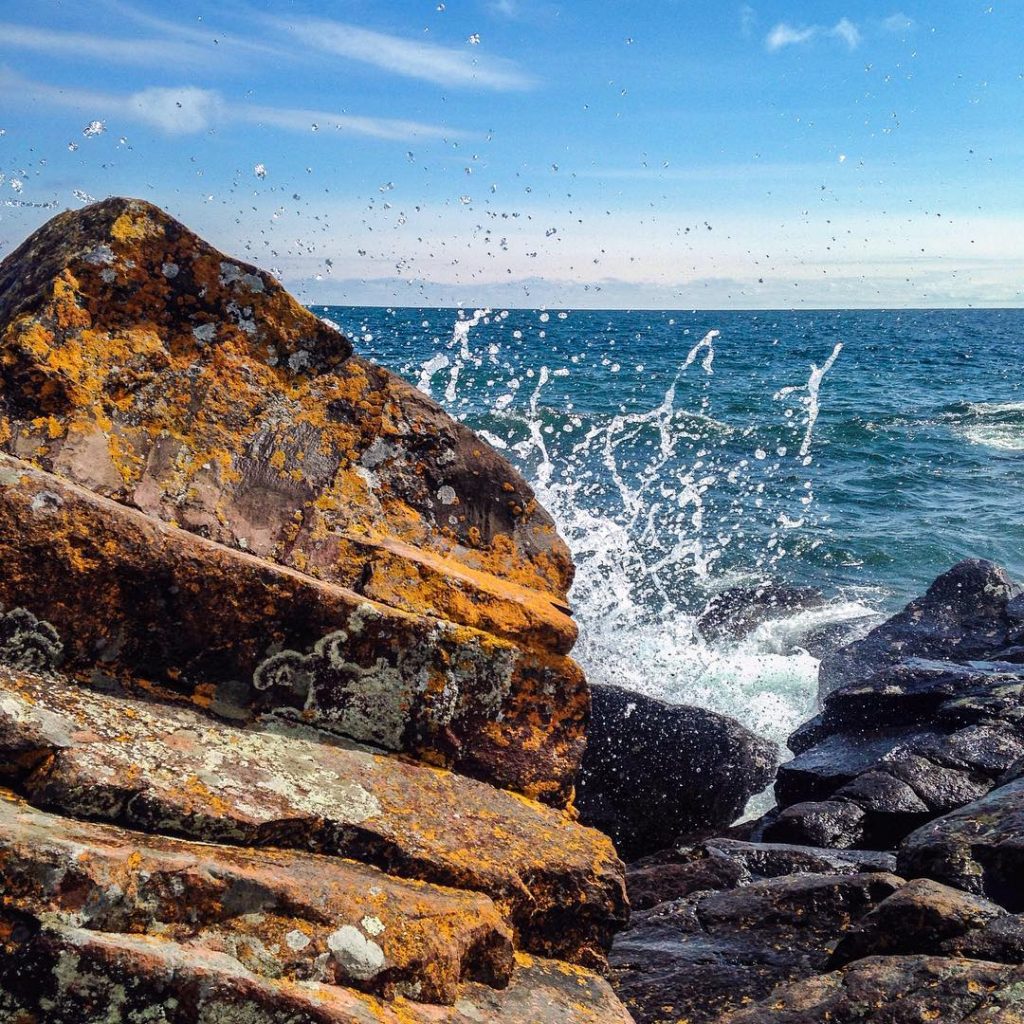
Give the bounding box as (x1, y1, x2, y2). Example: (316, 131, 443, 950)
(0, 665, 626, 968)
(0, 917, 634, 1023)
(0, 453, 586, 803)
(0, 790, 513, 1004)
(0, 197, 574, 643)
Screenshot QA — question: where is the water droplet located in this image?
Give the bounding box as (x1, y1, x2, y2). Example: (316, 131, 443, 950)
(467, 33, 481, 44)
(82, 120, 106, 138)
(253, 163, 267, 179)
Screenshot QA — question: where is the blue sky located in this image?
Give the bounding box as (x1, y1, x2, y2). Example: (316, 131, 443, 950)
(0, 1, 1020, 308)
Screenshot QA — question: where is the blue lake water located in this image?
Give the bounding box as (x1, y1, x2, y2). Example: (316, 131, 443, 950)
(320, 306, 1024, 744)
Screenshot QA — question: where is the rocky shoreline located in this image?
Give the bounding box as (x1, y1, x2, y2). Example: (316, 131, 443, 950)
(1, 197, 1022, 1023)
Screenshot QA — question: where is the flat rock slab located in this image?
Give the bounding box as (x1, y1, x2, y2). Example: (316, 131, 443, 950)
(0, 198, 575, 646)
(0, 453, 586, 804)
(0, 789, 512, 1004)
(723, 954, 1024, 1023)
(0, 666, 625, 967)
(0, 918, 634, 1024)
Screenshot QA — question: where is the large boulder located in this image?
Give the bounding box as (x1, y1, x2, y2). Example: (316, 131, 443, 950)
(575, 683, 778, 859)
(818, 559, 1021, 698)
(0, 198, 587, 804)
(0, 200, 634, 1023)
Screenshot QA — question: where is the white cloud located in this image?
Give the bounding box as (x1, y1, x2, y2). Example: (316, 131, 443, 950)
(740, 5, 757, 38)
(765, 23, 818, 51)
(265, 16, 535, 90)
(0, 71, 461, 141)
(0, 21, 215, 68)
(882, 12, 915, 33)
(830, 17, 862, 49)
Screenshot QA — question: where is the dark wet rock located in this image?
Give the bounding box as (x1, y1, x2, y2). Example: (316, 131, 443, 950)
(609, 871, 901, 1024)
(696, 583, 824, 642)
(724, 955, 1024, 1024)
(626, 838, 898, 911)
(818, 559, 1020, 698)
(576, 683, 778, 860)
(762, 800, 868, 849)
(898, 776, 1024, 910)
(829, 878, 1005, 967)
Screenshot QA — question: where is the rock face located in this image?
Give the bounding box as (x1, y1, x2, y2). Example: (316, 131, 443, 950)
(575, 683, 778, 860)
(696, 583, 824, 642)
(0, 196, 583, 805)
(0, 199, 634, 1023)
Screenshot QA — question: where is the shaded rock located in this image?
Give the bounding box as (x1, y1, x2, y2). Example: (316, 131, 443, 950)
(762, 800, 867, 849)
(0, 789, 513, 1004)
(818, 559, 1019, 698)
(610, 872, 901, 1024)
(576, 683, 778, 860)
(696, 583, 824, 642)
(0, 665, 626, 968)
(829, 878, 1005, 967)
(0, 917, 632, 1023)
(627, 837, 897, 911)
(0, 453, 586, 804)
(724, 955, 1024, 1023)
(898, 776, 1024, 910)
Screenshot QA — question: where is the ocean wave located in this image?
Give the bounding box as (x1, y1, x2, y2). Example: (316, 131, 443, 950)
(960, 424, 1024, 451)
(942, 399, 1024, 451)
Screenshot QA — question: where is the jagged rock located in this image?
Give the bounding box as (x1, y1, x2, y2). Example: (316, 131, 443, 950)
(0, 790, 514, 1004)
(828, 878, 1005, 967)
(818, 559, 1020, 698)
(0, 665, 626, 967)
(627, 838, 897, 911)
(763, 800, 868, 849)
(898, 776, 1024, 910)
(723, 955, 1024, 1023)
(0, 197, 586, 804)
(575, 683, 778, 859)
(0, 916, 633, 1023)
(609, 872, 902, 1024)
(695, 583, 824, 642)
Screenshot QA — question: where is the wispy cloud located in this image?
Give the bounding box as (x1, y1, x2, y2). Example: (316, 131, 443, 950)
(0, 71, 462, 141)
(882, 12, 915, 33)
(0, 21, 217, 68)
(740, 5, 758, 39)
(264, 16, 535, 90)
(765, 23, 818, 51)
(830, 17, 862, 49)
(765, 17, 861, 51)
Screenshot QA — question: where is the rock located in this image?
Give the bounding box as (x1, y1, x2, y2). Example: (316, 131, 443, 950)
(828, 878, 1005, 967)
(0, 916, 633, 1023)
(0, 197, 587, 805)
(762, 800, 868, 849)
(0, 665, 627, 967)
(626, 838, 897, 911)
(818, 559, 1019, 698)
(0, 199, 573, 630)
(610, 872, 902, 1024)
(723, 955, 1024, 1023)
(696, 583, 824, 642)
(898, 776, 1024, 910)
(0, 789, 514, 1004)
(0, 453, 586, 803)
(575, 683, 778, 859)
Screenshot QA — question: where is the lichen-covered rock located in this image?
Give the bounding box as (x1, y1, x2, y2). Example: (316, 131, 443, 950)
(0, 918, 634, 1023)
(0, 665, 626, 968)
(0, 198, 575, 647)
(576, 683, 778, 859)
(0, 789, 514, 1004)
(0, 452, 586, 803)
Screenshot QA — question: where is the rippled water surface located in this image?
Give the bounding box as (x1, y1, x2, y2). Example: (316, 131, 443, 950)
(321, 306, 1024, 744)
